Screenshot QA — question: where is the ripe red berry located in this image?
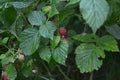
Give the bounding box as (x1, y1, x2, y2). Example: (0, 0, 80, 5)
(62, 37, 69, 43)
(59, 27, 67, 36)
(2, 72, 8, 80)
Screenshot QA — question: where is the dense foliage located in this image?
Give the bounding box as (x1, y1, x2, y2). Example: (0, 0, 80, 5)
(0, 0, 120, 80)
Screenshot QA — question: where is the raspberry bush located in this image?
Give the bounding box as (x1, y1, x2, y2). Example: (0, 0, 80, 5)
(0, 0, 120, 80)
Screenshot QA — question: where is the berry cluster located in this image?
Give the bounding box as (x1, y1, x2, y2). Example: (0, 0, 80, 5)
(59, 27, 69, 43)
(2, 72, 7, 80)
(2, 65, 8, 80)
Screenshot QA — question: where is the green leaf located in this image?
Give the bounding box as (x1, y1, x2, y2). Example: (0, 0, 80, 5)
(96, 35, 119, 52)
(19, 28, 40, 55)
(52, 41, 69, 65)
(10, 22, 18, 39)
(10, 16, 23, 39)
(10, 2, 32, 9)
(75, 43, 104, 73)
(56, 9, 74, 23)
(0, 30, 5, 33)
(105, 0, 120, 25)
(1, 6, 17, 26)
(1, 37, 9, 44)
(22, 66, 33, 77)
(50, 0, 61, 4)
(0, 0, 8, 3)
(39, 46, 51, 63)
(51, 36, 61, 48)
(80, 0, 109, 33)
(28, 11, 46, 26)
(1, 58, 9, 65)
(39, 21, 56, 40)
(1, 56, 13, 65)
(9, 16, 23, 39)
(67, 0, 80, 6)
(42, 6, 52, 14)
(27, 59, 33, 67)
(0, 54, 6, 59)
(48, 4, 59, 18)
(6, 64, 17, 80)
(106, 25, 120, 40)
(72, 34, 96, 42)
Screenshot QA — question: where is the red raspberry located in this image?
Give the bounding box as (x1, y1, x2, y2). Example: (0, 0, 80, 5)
(59, 27, 67, 36)
(2, 72, 8, 80)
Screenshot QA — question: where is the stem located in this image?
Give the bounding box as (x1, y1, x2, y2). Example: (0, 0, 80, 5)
(42, 61, 52, 80)
(33, 0, 40, 10)
(3, 45, 9, 50)
(21, 13, 28, 25)
(21, 13, 29, 30)
(83, 24, 87, 33)
(89, 72, 93, 80)
(39, 76, 49, 80)
(56, 64, 71, 80)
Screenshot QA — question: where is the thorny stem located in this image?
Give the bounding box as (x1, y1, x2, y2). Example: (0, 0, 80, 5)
(56, 64, 71, 80)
